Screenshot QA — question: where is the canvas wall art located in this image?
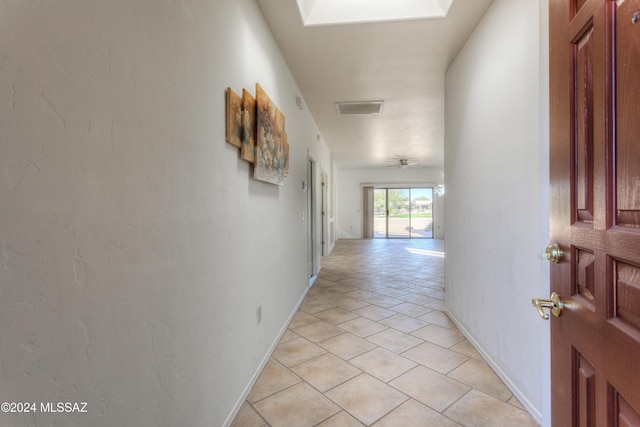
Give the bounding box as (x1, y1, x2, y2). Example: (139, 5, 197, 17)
(240, 89, 256, 163)
(224, 84, 289, 186)
(226, 87, 242, 148)
(254, 83, 288, 186)
(283, 133, 289, 176)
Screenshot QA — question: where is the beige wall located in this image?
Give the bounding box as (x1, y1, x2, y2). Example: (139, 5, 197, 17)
(444, 0, 550, 424)
(0, 1, 330, 425)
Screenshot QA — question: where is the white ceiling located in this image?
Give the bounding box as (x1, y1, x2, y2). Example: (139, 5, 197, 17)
(256, 0, 494, 170)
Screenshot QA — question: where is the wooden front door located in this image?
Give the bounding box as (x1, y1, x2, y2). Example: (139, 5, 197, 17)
(549, 0, 640, 425)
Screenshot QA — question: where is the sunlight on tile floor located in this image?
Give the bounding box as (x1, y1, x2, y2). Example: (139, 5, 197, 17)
(231, 239, 539, 427)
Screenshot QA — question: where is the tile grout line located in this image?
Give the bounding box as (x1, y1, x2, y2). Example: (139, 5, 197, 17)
(232, 239, 536, 427)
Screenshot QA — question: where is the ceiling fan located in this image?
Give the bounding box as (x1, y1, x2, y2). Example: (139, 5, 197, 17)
(386, 158, 420, 170)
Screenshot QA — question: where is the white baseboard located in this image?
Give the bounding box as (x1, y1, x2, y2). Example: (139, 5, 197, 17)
(222, 285, 310, 427)
(444, 308, 542, 425)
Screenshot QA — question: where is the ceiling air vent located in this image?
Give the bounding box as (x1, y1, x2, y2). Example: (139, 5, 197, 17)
(335, 101, 384, 115)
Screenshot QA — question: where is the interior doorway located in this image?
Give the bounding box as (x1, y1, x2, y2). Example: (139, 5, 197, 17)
(321, 169, 328, 256)
(307, 158, 315, 279)
(374, 188, 434, 238)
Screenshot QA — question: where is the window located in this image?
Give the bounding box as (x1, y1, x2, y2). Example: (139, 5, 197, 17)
(373, 188, 433, 238)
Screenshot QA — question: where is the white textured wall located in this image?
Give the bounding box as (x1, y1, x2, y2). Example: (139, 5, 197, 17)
(0, 1, 330, 426)
(444, 0, 550, 424)
(336, 168, 444, 239)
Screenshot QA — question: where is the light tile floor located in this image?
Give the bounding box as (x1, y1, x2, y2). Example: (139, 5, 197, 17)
(231, 239, 539, 427)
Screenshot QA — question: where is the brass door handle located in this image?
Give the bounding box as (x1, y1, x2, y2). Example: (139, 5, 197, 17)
(532, 292, 564, 320)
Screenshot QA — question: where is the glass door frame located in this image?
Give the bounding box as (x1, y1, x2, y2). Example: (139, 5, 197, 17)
(373, 187, 434, 239)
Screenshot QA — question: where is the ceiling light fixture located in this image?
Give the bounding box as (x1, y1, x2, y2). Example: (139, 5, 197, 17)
(386, 158, 420, 170)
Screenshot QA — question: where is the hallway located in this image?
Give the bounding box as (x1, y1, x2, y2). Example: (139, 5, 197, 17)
(231, 239, 538, 426)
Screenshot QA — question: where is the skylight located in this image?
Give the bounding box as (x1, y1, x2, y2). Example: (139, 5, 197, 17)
(296, 0, 453, 26)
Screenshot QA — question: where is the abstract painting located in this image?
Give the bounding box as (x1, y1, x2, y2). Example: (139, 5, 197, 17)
(255, 83, 288, 185)
(226, 87, 242, 148)
(240, 88, 256, 163)
(283, 133, 289, 176)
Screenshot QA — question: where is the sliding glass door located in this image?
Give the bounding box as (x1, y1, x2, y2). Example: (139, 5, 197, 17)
(373, 188, 433, 238)
(409, 188, 433, 238)
(387, 189, 410, 238)
(374, 189, 387, 238)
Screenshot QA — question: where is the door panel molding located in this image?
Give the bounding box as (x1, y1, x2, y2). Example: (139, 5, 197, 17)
(549, 0, 640, 425)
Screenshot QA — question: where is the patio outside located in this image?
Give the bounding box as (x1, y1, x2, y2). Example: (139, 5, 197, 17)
(374, 188, 433, 238)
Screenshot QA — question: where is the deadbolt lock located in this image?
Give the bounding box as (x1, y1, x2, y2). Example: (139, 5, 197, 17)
(542, 243, 563, 263)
